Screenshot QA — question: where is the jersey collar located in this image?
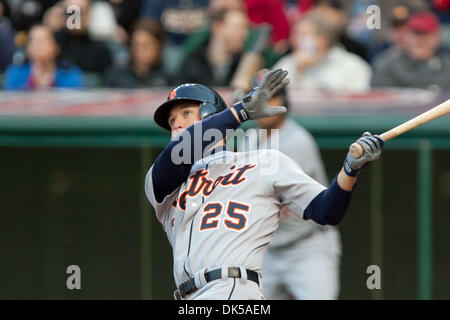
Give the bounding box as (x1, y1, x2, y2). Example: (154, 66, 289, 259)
(189, 146, 230, 175)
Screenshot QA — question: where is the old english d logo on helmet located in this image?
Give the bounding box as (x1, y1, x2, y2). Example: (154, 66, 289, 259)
(168, 89, 177, 100)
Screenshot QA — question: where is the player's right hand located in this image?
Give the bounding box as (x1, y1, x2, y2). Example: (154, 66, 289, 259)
(241, 69, 290, 119)
(343, 132, 384, 177)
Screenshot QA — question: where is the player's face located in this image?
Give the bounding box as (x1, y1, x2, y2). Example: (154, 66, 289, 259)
(168, 102, 201, 138)
(256, 95, 286, 130)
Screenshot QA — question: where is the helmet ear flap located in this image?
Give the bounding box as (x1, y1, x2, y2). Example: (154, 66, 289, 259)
(199, 102, 218, 120)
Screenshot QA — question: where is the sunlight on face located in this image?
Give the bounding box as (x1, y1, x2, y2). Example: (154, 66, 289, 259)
(168, 102, 201, 138)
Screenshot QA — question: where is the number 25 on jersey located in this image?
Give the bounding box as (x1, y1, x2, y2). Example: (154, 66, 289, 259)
(199, 201, 250, 232)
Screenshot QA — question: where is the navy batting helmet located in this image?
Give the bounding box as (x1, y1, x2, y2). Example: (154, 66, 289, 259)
(154, 83, 228, 130)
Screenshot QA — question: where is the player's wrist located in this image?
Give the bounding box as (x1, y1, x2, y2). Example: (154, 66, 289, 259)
(232, 101, 250, 123)
(343, 157, 360, 177)
(338, 168, 358, 191)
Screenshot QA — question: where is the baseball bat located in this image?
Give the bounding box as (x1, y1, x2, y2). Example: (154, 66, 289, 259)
(350, 99, 450, 158)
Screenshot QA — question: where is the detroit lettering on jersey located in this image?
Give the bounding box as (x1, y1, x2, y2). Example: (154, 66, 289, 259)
(176, 164, 256, 210)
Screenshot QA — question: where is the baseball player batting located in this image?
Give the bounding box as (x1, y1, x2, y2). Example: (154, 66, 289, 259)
(145, 69, 383, 300)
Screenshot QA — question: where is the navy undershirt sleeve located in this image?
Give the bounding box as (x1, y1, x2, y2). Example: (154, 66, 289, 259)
(303, 176, 354, 226)
(152, 108, 241, 203)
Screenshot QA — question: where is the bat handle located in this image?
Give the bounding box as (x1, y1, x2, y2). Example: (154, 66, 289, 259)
(349, 142, 364, 159)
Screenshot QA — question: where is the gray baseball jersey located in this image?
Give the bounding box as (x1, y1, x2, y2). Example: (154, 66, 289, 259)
(145, 148, 326, 287)
(239, 119, 337, 247)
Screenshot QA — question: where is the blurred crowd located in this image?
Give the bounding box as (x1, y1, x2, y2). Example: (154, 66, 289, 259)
(1, 0, 450, 92)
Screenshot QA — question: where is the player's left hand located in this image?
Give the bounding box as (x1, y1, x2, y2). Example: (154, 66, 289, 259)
(241, 69, 290, 119)
(343, 132, 384, 177)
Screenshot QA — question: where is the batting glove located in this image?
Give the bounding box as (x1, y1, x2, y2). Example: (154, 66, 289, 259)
(344, 132, 384, 177)
(233, 69, 290, 121)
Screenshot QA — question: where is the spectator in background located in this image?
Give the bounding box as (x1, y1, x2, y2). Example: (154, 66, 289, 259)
(385, 4, 412, 52)
(369, 2, 420, 69)
(203, 0, 282, 68)
(45, 1, 128, 46)
(277, 0, 370, 62)
(54, 0, 112, 76)
(108, 0, 143, 35)
(4, 24, 83, 90)
(282, 0, 316, 24)
(0, 0, 9, 18)
(209, 0, 291, 54)
(432, 0, 450, 23)
(87, 1, 129, 47)
(0, 0, 15, 72)
(208, 0, 244, 14)
(177, 8, 249, 87)
(7, 0, 59, 31)
(274, 12, 372, 93)
(345, 0, 383, 60)
(88, 0, 120, 42)
(140, 0, 210, 77)
(87, 0, 130, 67)
(45, 1, 129, 68)
(372, 11, 450, 90)
(104, 19, 168, 88)
(312, 1, 369, 62)
(43, 1, 66, 32)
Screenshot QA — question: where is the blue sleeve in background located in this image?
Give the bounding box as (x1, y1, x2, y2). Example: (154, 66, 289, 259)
(3, 64, 31, 90)
(304, 176, 354, 226)
(56, 66, 84, 88)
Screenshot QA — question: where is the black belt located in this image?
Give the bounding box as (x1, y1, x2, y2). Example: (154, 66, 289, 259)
(175, 267, 260, 300)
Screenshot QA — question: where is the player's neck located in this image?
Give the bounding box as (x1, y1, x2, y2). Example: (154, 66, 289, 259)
(266, 117, 286, 136)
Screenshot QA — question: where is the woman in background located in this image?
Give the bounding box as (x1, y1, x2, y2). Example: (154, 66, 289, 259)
(103, 19, 168, 88)
(4, 24, 83, 90)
